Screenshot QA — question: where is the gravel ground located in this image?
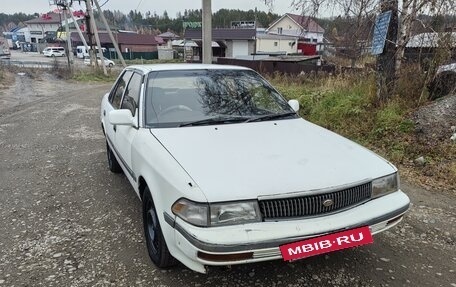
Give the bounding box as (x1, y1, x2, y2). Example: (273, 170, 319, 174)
(0, 73, 455, 287)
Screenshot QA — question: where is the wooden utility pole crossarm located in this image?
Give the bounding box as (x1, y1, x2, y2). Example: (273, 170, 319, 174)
(86, 0, 107, 75)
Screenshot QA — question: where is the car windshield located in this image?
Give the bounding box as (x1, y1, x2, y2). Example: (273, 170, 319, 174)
(145, 69, 296, 128)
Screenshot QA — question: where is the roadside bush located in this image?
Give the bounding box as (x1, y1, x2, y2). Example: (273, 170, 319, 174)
(396, 63, 429, 105)
(51, 58, 72, 80)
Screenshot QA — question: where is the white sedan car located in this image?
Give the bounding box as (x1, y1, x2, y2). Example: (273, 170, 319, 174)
(100, 64, 410, 273)
(84, 56, 115, 67)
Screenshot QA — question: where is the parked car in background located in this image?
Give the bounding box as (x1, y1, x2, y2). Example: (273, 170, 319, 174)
(76, 45, 106, 59)
(84, 56, 115, 67)
(428, 62, 456, 99)
(100, 64, 410, 273)
(43, 47, 66, 57)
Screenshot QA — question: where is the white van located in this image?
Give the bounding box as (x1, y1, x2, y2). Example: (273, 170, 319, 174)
(43, 47, 66, 57)
(76, 46, 106, 59)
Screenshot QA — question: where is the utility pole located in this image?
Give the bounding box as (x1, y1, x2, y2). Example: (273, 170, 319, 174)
(56, 0, 73, 68)
(93, 0, 126, 67)
(376, 0, 399, 103)
(85, 0, 107, 75)
(202, 0, 212, 64)
(84, 1, 96, 66)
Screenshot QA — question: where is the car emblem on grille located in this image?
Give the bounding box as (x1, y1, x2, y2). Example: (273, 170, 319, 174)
(322, 199, 334, 207)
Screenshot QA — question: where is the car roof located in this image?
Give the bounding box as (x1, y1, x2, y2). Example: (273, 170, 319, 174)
(125, 64, 251, 74)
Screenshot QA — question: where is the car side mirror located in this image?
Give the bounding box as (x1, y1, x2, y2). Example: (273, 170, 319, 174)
(288, 99, 300, 112)
(109, 109, 135, 127)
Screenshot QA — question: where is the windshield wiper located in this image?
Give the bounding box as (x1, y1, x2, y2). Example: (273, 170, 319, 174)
(179, 116, 249, 127)
(245, 112, 297, 123)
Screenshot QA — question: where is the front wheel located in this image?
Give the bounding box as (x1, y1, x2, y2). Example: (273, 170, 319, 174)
(143, 188, 176, 268)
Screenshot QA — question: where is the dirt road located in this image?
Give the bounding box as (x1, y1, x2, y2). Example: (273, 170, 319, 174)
(0, 73, 455, 287)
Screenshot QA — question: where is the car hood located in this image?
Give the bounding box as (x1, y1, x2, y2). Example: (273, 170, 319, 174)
(151, 119, 396, 202)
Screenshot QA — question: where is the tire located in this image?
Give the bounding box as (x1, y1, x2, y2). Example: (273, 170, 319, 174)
(108, 63, 113, 67)
(143, 188, 176, 268)
(106, 141, 122, 173)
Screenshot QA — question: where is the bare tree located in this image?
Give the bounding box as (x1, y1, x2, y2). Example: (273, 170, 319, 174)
(333, 0, 377, 67)
(395, 0, 454, 74)
(265, 0, 455, 102)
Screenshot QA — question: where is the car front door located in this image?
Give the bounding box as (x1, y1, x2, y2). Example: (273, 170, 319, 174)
(104, 70, 133, 154)
(114, 71, 143, 181)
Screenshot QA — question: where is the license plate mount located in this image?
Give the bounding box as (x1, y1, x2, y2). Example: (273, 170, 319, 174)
(279, 226, 373, 261)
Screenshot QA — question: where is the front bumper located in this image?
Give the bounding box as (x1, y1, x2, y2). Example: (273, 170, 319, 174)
(164, 191, 410, 273)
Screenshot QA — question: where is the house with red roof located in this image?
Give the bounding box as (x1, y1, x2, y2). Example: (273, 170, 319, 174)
(25, 12, 63, 44)
(261, 13, 325, 55)
(70, 31, 160, 59)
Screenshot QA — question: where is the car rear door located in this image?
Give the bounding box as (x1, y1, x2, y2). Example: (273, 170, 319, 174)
(114, 71, 143, 181)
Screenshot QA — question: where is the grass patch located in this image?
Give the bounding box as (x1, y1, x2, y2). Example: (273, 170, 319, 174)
(270, 72, 456, 191)
(71, 69, 120, 83)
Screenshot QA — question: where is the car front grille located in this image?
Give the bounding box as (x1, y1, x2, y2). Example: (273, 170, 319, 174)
(259, 182, 372, 219)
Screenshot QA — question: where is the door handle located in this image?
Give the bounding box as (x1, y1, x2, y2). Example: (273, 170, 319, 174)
(113, 125, 117, 132)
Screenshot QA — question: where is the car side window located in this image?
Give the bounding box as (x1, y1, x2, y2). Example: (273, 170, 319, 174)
(110, 71, 132, 109)
(121, 72, 142, 116)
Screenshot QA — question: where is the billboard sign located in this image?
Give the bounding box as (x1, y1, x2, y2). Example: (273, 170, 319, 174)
(371, 11, 392, 55)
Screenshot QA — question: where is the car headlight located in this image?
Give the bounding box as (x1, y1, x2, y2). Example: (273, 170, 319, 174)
(172, 199, 262, 227)
(172, 199, 208, 227)
(210, 201, 261, 226)
(372, 173, 399, 198)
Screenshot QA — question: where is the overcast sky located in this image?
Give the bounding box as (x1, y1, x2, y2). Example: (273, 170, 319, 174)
(0, 0, 338, 18)
(1, 0, 320, 17)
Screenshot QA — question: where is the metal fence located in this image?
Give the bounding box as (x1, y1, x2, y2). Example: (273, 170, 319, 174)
(105, 51, 159, 60)
(217, 58, 336, 75)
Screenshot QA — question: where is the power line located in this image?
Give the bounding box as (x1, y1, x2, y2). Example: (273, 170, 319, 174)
(136, 0, 144, 11)
(100, 0, 110, 8)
